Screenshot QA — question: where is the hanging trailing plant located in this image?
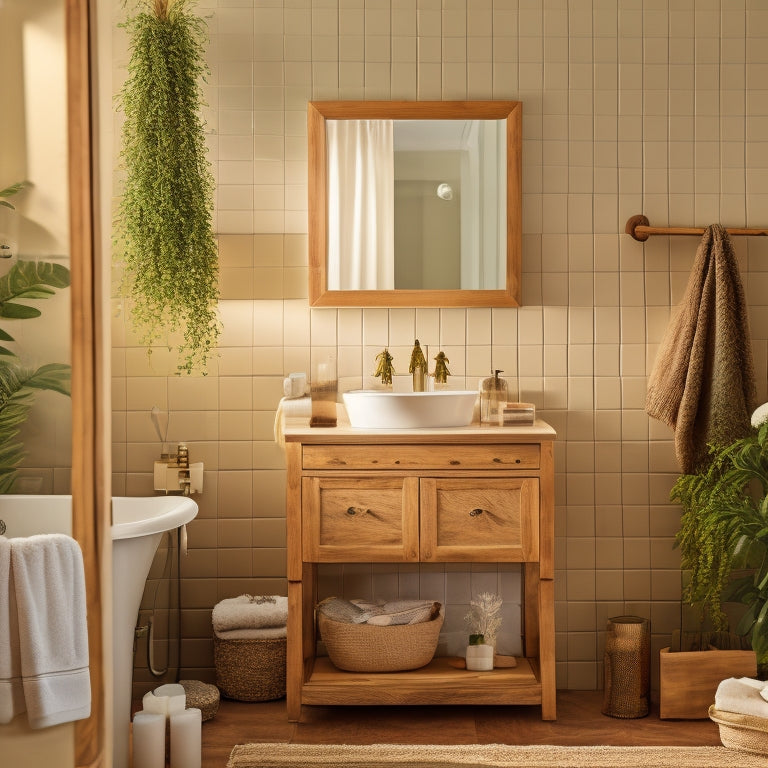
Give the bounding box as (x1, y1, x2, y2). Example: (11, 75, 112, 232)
(116, 0, 219, 375)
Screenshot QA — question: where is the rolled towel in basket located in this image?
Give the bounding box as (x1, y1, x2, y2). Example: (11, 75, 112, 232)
(214, 626, 287, 641)
(212, 595, 287, 633)
(715, 677, 768, 719)
(353, 598, 441, 626)
(317, 597, 441, 626)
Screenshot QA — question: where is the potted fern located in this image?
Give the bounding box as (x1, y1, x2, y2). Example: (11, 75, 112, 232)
(116, 0, 219, 375)
(673, 420, 768, 662)
(658, 419, 768, 716)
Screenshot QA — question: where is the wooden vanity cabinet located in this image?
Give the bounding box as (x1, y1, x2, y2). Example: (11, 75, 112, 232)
(283, 420, 556, 722)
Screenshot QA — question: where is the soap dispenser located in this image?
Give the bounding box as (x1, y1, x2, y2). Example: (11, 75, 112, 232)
(480, 370, 508, 424)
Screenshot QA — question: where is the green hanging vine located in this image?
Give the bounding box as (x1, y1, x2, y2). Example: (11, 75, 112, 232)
(116, 0, 220, 375)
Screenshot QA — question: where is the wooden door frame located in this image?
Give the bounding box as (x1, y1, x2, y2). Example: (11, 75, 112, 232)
(67, 0, 110, 766)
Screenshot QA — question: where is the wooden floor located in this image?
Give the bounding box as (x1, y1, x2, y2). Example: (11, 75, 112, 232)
(199, 691, 722, 768)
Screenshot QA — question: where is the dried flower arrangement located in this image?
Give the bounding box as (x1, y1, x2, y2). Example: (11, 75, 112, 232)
(464, 592, 503, 647)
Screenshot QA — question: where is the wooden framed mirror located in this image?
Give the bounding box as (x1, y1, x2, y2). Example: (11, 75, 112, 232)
(308, 100, 522, 308)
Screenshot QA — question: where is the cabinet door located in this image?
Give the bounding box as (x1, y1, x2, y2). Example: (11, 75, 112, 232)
(420, 477, 539, 562)
(302, 476, 419, 562)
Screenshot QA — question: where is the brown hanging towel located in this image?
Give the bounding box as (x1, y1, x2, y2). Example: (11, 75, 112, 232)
(645, 223, 756, 474)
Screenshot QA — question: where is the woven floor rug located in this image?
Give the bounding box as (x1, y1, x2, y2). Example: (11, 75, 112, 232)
(227, 742, 765, 768)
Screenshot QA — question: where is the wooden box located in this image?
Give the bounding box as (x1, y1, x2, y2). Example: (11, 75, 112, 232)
(659, 646, 757, 719)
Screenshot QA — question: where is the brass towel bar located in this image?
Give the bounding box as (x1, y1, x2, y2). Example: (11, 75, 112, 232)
(625, 214, 768, 242)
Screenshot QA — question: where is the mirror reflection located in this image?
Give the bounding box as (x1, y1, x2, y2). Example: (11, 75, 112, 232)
(308, 101, 522, 308)
(327, 118, 506, 292)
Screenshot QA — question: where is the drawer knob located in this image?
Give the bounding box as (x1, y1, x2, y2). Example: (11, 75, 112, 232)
(469, 508, 486, 517)
(346, 506, 370, 516)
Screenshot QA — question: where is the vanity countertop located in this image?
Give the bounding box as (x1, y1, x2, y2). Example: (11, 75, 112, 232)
(282, 413, 556, 443)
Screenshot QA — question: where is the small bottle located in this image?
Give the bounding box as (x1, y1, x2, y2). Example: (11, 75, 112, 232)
(409, 340, 428, 392)
(176, 443, 189, 468)
(479, 370, 508, 424)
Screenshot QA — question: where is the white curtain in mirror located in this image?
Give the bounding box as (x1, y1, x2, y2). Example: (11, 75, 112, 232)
(459, 119, 506, 290)
(327, 119, 395, 290)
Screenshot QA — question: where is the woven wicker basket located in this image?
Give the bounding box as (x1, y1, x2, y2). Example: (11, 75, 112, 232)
(213, 635, 286, 701)
(709, 705, 768, 756)
(318, 612, 443, 673)
(179, 679, 220, 721)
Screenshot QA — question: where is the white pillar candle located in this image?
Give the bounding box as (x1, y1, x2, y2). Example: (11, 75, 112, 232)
(142, 690, 167, 716)
(154, 683, 186, 698)
(145, 683, 186, 717)
(154, 683, 186, 716)
(132, 710, 166, 768)
(170, 707, 202, 768)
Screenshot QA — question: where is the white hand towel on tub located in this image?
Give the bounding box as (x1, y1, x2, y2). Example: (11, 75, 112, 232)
(0, 535, 24, 724)
(11, 533, 91, 729)
(212, 594, 288, 632)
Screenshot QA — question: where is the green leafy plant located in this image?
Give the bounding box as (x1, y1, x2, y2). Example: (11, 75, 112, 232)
(117, 0, 219, 375)
(672, 422, 768, 669)
(0, 260, 72, 492)
(0, 182, 25, 210)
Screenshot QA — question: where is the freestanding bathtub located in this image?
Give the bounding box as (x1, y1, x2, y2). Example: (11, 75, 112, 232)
(0, 494, 198, 768)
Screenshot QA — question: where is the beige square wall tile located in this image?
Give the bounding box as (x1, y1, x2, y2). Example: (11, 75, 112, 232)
(219, 411, 253, 448)
(252, 518, 287, 548)
(217, 548, 252, 578)
(218, 470, 253, 516)
(566, 570, 595, 601)
(623, 570, 651, 601)
(218, 518, 252, 548)
(220, 270, 256, 300)
(651, 570, 682, 601)
(567, 602, 597, 633)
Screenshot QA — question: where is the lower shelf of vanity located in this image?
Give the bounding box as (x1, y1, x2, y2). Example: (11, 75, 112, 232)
(301, 656, 543, 707)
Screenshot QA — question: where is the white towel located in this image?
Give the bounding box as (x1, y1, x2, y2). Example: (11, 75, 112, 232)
(214, 626, 287, 640)
(212, 594, 288, 632)
(11, 534, 91, 729)
(0, 535, 24, 724)
(274, 396, 312, 447)
(714, 677, 768, 719)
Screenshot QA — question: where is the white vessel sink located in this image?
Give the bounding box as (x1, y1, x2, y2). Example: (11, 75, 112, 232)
(342, 389, 478, 429)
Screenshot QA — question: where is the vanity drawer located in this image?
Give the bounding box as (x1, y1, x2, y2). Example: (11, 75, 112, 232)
(420, 477, 539, 562)
(302, 444, 540, 471)
(302, 476, 419, 562)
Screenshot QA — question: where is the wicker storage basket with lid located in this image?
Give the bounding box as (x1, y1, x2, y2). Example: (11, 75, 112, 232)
(709, 705, 768, 756)
(318, 612, 443, 673)
(213, 635, 286, 701)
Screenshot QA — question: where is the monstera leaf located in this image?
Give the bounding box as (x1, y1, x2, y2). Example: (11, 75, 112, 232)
(0, 361, 72, 493)
(0, 260, 71, 319)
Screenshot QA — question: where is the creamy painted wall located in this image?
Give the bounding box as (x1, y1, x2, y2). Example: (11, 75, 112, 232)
(106, 0, 768, 695)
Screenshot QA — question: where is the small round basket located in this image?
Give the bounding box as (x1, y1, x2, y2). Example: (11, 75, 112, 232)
(318, 612, 443, 673)
(179, 679, 220, 721)
(213, 635, 286, 702)
(709, 705, 768, 756)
